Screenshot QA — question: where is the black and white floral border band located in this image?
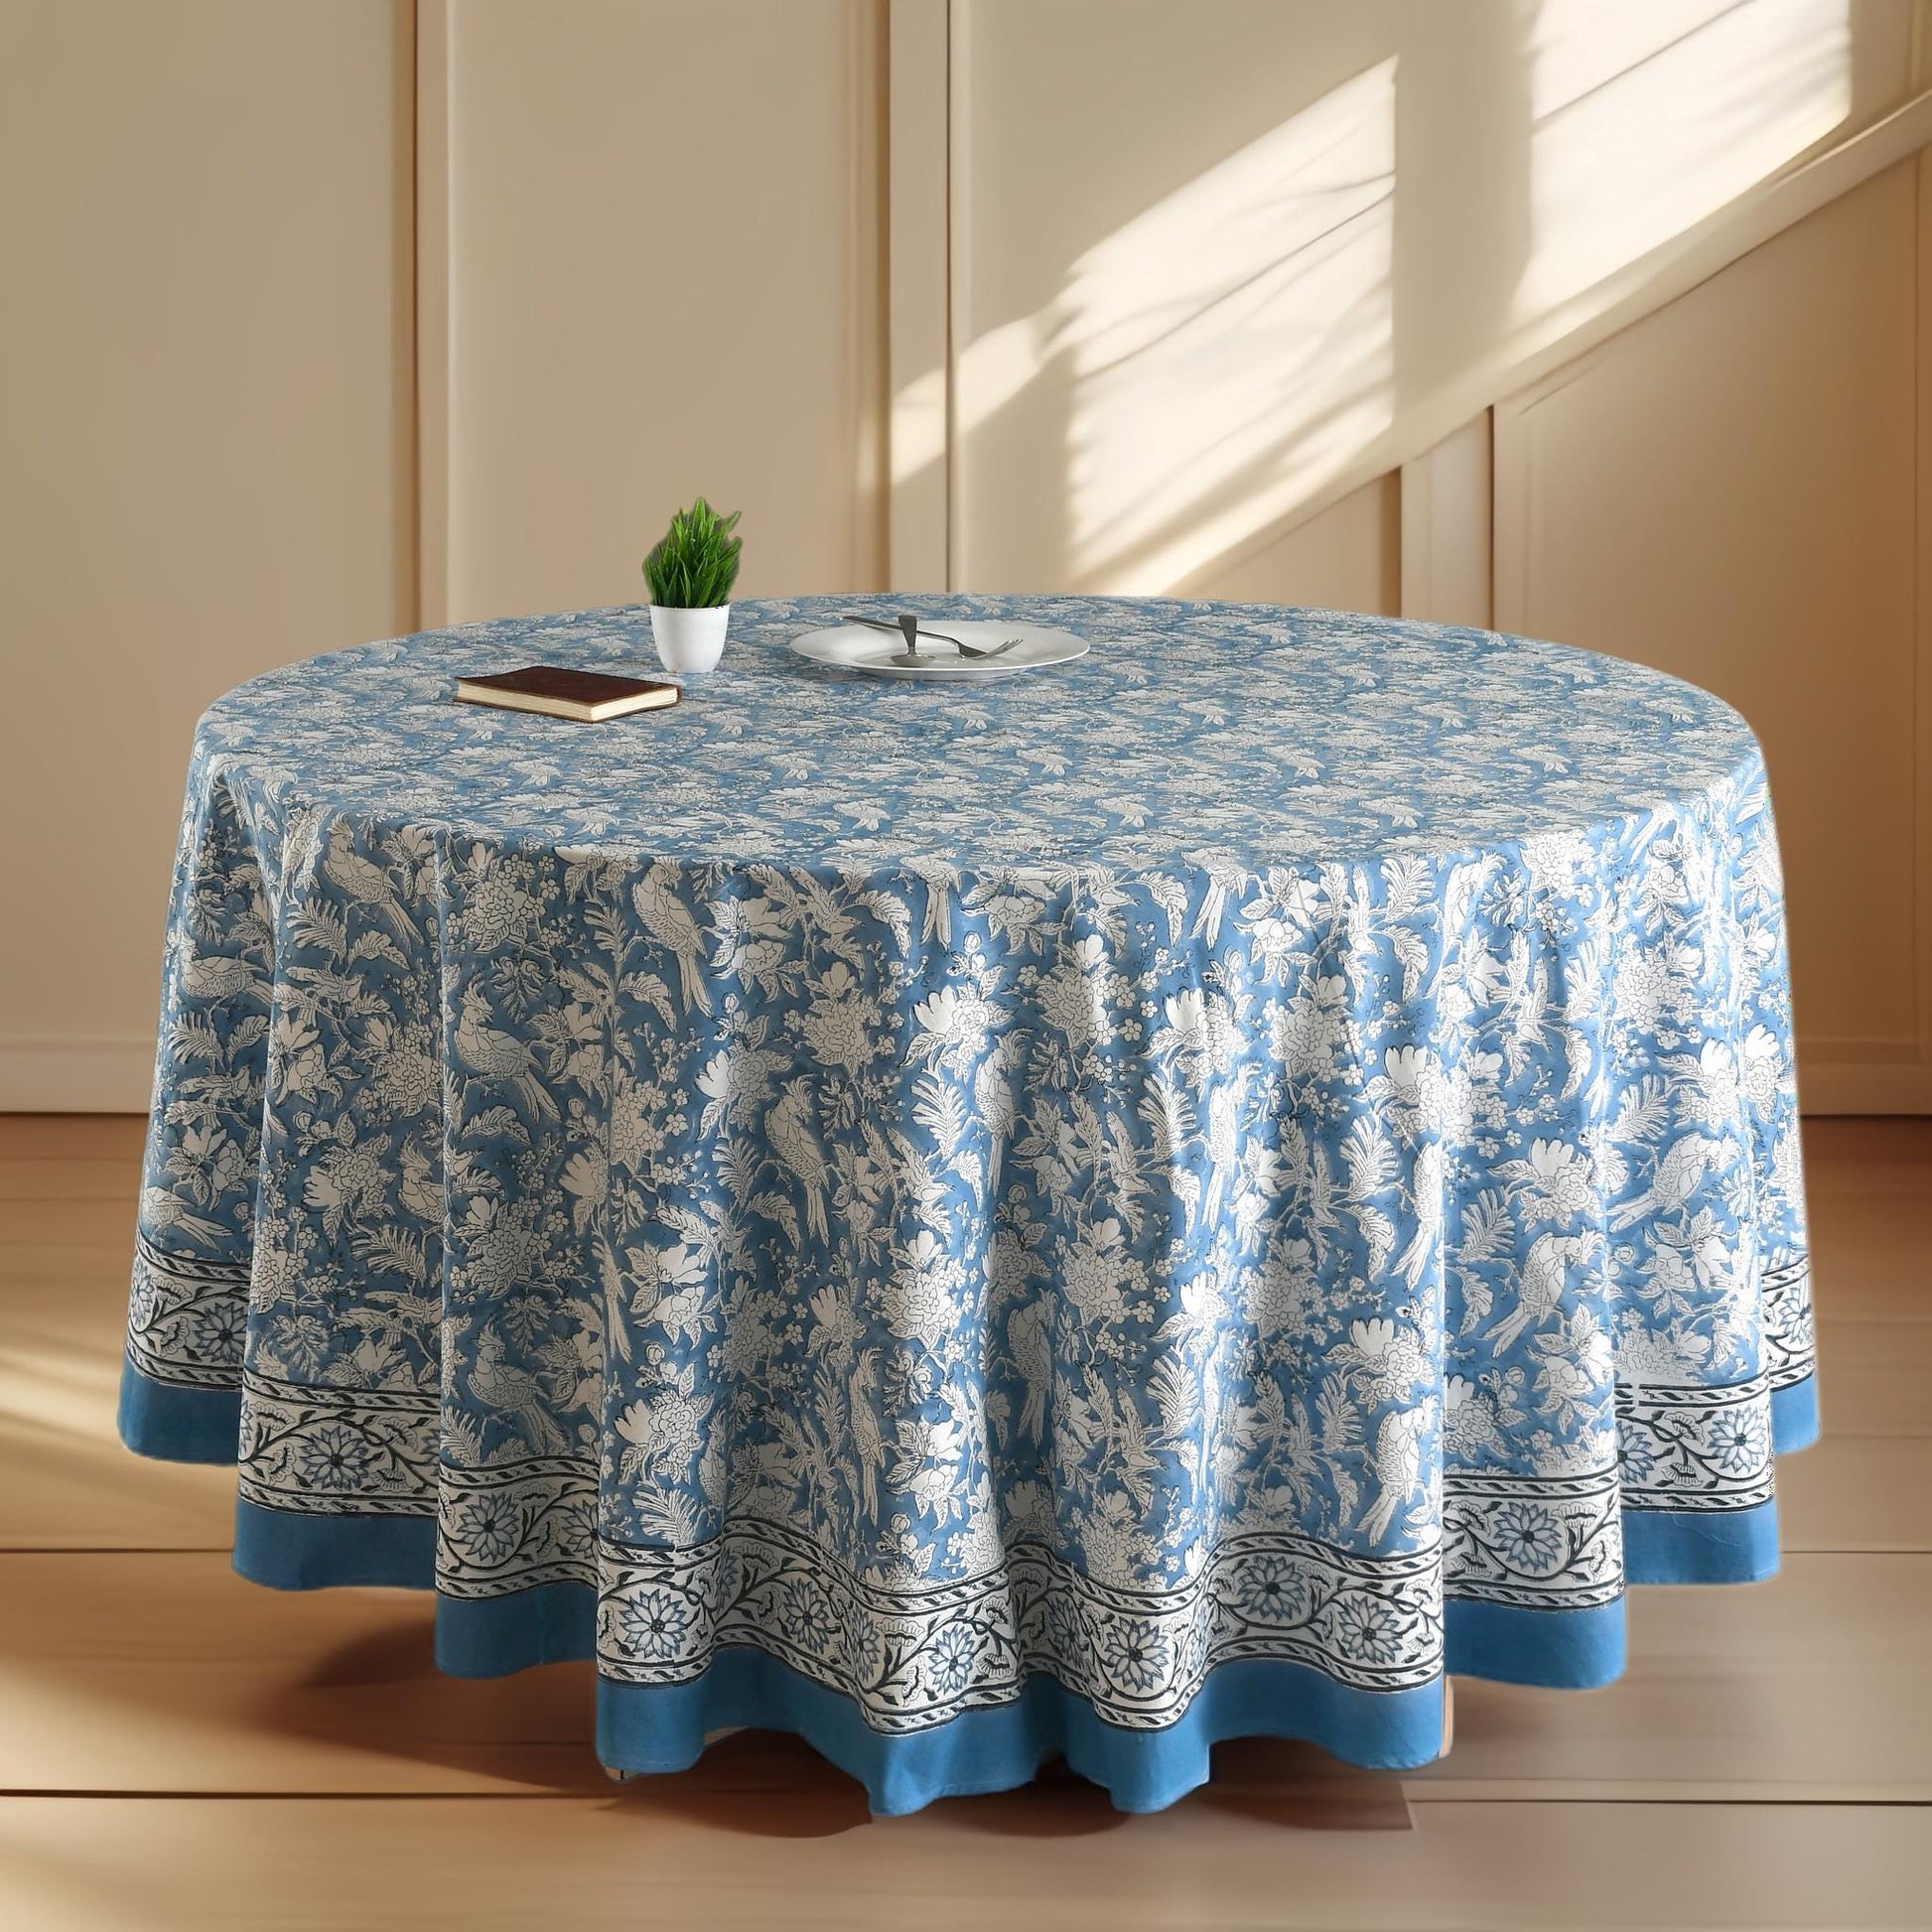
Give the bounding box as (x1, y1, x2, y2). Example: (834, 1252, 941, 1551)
(597, 1514, 1448, 1729)
(1443, 1465, 1623, 1608)
(1760, 1254, 1815, 1391)
(437, 1456, 599, 1595)
(125, 1234, 249, 1391)
(134, 1236, 1802, 1741)
(236, 1370, 440, 1517)
(175, 1357, 1790, 1610)
(1614, 1377, 1775, 1514)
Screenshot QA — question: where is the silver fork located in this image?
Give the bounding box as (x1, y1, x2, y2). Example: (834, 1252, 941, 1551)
(842, 614, 1023, 663)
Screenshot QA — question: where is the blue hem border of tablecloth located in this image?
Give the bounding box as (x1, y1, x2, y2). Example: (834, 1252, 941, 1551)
(233, 1496, 437, 1590)
(122, 1357, 1822, 1812)
(116, 1365, 241, 1464)
(597, 1648, 1450, 1814)
(1771, 1375, 1820, 1454)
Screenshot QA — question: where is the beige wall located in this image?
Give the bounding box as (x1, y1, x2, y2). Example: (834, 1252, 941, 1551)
(0, 0, 415, 1107)
(0, 0, 888, 1107)
(1496, 163, 1928, 1108)
(3, 0, 1930, 1108)
(434, 0, 886, 622)
(943, 0, 1916, 602)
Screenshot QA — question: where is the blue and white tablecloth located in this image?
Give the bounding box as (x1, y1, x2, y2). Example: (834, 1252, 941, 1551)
(120, 595, 1817, 1812)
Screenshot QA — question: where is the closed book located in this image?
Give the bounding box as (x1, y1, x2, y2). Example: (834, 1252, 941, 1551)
(453, 665, 681, 723)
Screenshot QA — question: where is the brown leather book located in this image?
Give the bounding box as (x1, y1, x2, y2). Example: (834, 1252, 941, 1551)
(453, 665, 682, 723)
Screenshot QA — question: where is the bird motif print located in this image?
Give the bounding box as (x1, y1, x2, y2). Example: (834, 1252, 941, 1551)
(767, 1077, 830, 1241)
(452, 986, 559, 1122)
(1007, 1299, 1053, 1444)
(1187, 851, 1249, 947)
(1358, 1394, 1439, 1543)
(1198, 1076, 1248, 1230)
(396, 1137, 443, 1224)
(1484, 1229, 1601, 1354)
(971, 1033, 1024, 1203)
(138, 1185, 228, 1247)
(181, 953, 262, 1002)
(597, 1232, 632, 1366)
(467, 1323, 566, 1453)
(320, 822, 416, 945)
(848, 1346, 887, 1518)
(1154, 1270, 1232, 1353)
(1389, 1140, 1448, 1293)
(1609, 1133, 1723, 1230)
(632, 864, 712, 1016)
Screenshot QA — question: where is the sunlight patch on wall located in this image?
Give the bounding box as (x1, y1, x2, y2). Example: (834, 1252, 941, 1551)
(1516, 0, 1851, 318)
(892, 367, 949, 488)
(891, 63, 1400, 590)
(1060, 60, 1397, 592)
(892, 313, 1059, 489)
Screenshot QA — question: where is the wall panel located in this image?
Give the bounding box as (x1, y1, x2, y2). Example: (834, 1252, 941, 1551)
(3, 0, 1930, 1109)
(0, 0, 415, 1107)
(1180, 479, 1400, 617)
(438, 0, 886, 623)
(1494, 163, 1925, 1107)
(945, 0, 1916, 603)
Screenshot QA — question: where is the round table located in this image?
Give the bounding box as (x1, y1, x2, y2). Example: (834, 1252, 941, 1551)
(120, 595, 1817, 1814)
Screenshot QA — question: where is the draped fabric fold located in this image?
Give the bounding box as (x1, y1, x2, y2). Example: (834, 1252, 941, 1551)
(120, 596, 1816, 1814)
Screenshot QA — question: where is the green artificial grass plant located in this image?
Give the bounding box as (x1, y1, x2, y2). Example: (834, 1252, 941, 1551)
(643, 497, 744, 609)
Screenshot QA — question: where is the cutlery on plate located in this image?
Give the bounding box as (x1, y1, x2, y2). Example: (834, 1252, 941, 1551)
(841, 614, 1023, 663)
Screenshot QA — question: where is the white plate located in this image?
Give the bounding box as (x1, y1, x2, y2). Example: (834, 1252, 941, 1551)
(788, 620, 1089, 681)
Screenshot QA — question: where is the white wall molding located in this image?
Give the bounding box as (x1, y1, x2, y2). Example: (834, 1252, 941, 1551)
(943, 0, 970, 591)
(413, 0, 451, 631)
(1493, 160, 1929, 1115)
(1400, 415, 1492, 628)
(886, 0, 950, 592)
(0, 1038, 153, 1116)
(1201, 81, 1932, 595)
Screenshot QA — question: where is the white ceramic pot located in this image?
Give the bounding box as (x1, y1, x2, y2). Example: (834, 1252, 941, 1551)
(648, 603, 731, 676)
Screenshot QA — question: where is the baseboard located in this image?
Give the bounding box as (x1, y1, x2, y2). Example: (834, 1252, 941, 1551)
(0, 1036, 154, 1114)
(1798, 1060, 1932, 1115)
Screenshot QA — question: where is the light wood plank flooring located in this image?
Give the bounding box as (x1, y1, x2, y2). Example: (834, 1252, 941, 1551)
(0, 1114, 1926, 1928)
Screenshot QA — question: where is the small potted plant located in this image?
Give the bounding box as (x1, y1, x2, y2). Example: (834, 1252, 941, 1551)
(643, 496, 743, 675)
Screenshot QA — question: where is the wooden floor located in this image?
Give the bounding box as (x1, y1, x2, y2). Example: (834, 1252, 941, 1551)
(1, 1114, 1927, 1929)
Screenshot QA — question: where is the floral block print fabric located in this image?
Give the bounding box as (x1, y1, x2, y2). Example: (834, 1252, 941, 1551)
(121, 595, 1817, 1814)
